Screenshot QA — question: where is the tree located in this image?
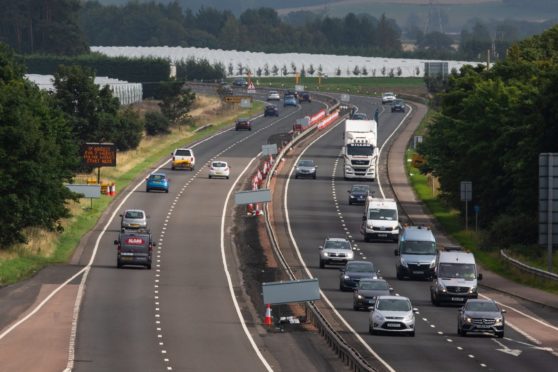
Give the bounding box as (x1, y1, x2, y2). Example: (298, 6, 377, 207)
(352, 65, 361, 76)
(145, 111, 170, 136)
(159, 82, 196, 125)
(272, 65, 279, 76)
(0, 44, 79, 247)
(419, 32, 454, 53)
(308, 64, 315, 76)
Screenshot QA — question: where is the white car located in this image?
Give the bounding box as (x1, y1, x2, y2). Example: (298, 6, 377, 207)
(208, 160, 230, 179)
(369, 295, 416, 336)
(319, 237, 354, 268)
(381, 92, 396, 104)
(267, 91, 280, 101)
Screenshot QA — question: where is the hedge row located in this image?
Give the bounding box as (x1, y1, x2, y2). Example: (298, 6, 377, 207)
(23, 53, 171, 98)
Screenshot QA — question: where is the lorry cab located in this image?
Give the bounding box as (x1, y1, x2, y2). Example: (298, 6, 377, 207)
(394, 226, 436, 280)
(361, 197, 399, 242)
(430, 248, 482, 306)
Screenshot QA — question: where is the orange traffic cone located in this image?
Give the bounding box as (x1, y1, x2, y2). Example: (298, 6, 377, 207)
(264, 304, 272, 326)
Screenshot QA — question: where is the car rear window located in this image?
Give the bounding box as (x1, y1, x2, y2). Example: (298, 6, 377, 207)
(347, 262, 374, 272)
(125, 211, 144, 219)
(150, 174, 165, 181)
(175, 149, 191, 156)
(122, 235, 149, 248)
(212, 162, 227, 167)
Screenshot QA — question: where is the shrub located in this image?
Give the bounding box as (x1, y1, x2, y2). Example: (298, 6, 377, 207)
(482, 213, 538, 250)
(145, 112, 170, 136)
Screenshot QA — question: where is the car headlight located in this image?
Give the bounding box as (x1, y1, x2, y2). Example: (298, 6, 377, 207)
(429, 259, 436, 268)
(437, 282, 447, 292)
(343, 275, 350, 280)
(404, 313, 414, 322)
(494, 317, 503, 325)
(465, 317, 472, 323)
(323, 252, 329, 257)
(345, 166, 352, 172)
(468, 286, 477, 294)
(400, 257, 408, 268)
(348, 252, 354, 259)
(357, 294, 363, 299)
(374, 312, 384, 322)
(367, 223, 374, 229)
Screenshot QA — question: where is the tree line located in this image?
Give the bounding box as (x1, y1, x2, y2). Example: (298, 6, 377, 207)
(0, 43, 195, 248)
(1, 1, 555, 62)
(420, 25, 558, 248)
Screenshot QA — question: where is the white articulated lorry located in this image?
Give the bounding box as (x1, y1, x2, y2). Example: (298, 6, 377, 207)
(343, 119, 378, 180)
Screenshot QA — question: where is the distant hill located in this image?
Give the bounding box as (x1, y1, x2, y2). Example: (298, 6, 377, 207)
(90, 0, 557, 33)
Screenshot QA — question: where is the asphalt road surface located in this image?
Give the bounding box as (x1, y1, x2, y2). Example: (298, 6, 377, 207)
(280, 94, 558, 372)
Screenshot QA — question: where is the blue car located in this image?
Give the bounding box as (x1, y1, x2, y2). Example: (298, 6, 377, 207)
(146, 173, 169, 193)
(283, 95, 298, 107)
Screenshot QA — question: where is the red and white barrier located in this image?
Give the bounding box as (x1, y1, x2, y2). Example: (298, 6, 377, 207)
(317, 111, 340, 130)
(310, 109, 326, 125)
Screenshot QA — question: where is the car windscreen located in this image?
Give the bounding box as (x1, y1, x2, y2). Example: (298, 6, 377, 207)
(352, 185, 369, 193)
(347, 145, 374, 156)
(347, 262, 374, 272)
(465, 301, 499, 312)
(125, 211, 144, 219)
(438, 263, 476, 280)
(359, 281, 389, 290)
(400, 240, 436, 255)
(175, 149, 191, 156)
(298, 160, 314, 167)
(377, 299, 411, 311)
(367, 208, 396, 221)
(324, 240, 350, 250)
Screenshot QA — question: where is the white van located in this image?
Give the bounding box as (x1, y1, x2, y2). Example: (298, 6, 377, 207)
(430, 248, 482, 306)
(360, 197, 399, 242)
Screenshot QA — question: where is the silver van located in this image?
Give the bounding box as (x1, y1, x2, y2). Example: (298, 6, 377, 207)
(394, 226, 436, 280)
(430, 249, 482, 306)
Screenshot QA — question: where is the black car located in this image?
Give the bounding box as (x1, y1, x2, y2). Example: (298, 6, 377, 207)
(391, 99, 405, 113)
(285, 90, 299, 99)
(298, 91, 311, 103)
(264, 104, 279, 117)
(458, 299, 506, 338)
(348, 184, 370, 205)
(232, 78, 248, 87)
(351, 112, 368, 120)
(235, 118, 252, 131)
(114, 230, 155, 269)
(353, 278, 393, 310)
(339, 260, 378, 291)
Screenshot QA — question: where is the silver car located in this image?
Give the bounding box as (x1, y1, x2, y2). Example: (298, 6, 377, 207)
(295, 159, 317, 179)
(120, 209, 148, 231)
(319, 237, 354, 268)
(369, 295, 417, 336)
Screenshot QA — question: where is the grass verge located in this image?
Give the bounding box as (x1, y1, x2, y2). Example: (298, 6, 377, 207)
(0, 99, 264, 285)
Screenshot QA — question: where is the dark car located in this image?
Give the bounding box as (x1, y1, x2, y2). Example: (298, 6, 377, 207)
(114, 230, 156, 269)
(340, 260, 378, 291)
(458, 299, 506, 338)
(351, 112, 368, 120)
(348, 184, 370, 205)
(285, 90, 299, 99)
(298, 91, 311, 103)
(232, 78, 248, 87)
(235, 118, 252, 131)
(264, 104, 279, 117)
(391, 99, 405, 113)
(353, 278, 393, 310)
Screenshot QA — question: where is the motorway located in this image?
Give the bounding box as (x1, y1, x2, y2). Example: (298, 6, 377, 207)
(0, 88, 345, 372)
(0, 86, 556, 372)
(275, 94, 558, 371)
